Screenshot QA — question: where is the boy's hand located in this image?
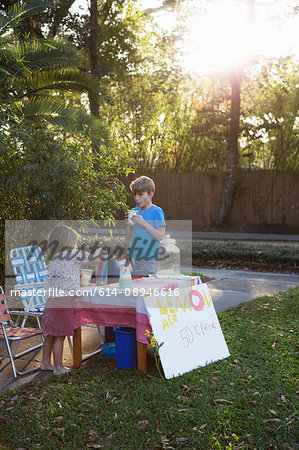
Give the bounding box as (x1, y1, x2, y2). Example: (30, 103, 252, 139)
(132, 215, 145, 226)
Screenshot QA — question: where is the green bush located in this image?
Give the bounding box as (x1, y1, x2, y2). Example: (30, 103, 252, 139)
(192, 241, 298, 272)
(0, 132, 132, 285)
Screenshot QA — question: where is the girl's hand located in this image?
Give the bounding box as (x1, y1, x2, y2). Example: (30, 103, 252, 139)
(93, 247, 102, 260)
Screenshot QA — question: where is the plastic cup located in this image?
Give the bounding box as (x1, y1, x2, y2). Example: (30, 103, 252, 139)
(80, 269, 93, 286)
(127, 209, 139, 225)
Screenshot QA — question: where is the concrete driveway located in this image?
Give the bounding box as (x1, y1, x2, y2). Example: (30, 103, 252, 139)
(186, 268, 299, 312)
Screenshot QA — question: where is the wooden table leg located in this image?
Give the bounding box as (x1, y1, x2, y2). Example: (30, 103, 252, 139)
(105, 326, 115, 343)
(73, 327, 82, 368)
(137, 341, 147, 372)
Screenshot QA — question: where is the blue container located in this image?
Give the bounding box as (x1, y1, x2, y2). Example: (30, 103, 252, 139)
(114, 327, 137, 369)
(101, 342, 116, 358)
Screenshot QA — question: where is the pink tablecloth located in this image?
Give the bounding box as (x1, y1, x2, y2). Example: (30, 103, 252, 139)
(73, 276, 200, 344)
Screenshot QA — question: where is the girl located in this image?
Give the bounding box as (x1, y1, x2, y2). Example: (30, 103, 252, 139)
(40, 224, 101, 375)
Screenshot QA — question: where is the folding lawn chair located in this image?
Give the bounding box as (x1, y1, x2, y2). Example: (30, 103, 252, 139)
(9, 245, 47, 327)
(0, 286, 43, 378)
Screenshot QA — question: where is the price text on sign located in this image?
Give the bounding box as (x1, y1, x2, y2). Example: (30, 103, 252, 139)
(144, 283, 230, 379)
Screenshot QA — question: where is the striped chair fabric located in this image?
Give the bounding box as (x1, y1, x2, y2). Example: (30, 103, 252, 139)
(10, 246, 47, 284)
(0, 294, 41, 339)
(9, 246, 47, 311)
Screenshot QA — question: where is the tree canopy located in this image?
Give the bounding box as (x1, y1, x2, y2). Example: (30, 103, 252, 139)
(1, 0, 298, 233)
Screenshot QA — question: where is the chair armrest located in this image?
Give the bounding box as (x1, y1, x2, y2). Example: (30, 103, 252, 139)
(10, 310, 43, 317)
(14, 282, 45, 290)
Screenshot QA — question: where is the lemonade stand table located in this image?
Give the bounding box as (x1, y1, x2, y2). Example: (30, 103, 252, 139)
(72, 276, 201, 372)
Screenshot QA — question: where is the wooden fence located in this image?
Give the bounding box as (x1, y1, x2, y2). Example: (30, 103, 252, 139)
(120, 171, 299, 230)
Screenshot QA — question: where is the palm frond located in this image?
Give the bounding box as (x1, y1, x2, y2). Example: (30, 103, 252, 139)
(0, 1, 111, 148)
(0, 0, 53, 37)
(24, 69, 112, 104)
(0, 49, 25, 83)
(0, 39, 82, 85)
(22, 98, 110, 143)
(18, 39, 82, 71)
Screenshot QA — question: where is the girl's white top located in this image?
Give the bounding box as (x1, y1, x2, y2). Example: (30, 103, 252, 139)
(44, 249, 92, 299)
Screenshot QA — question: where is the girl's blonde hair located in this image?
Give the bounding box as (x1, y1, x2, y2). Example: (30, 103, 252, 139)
(47, 224, 78, 256)
(129, 176, 155, 194)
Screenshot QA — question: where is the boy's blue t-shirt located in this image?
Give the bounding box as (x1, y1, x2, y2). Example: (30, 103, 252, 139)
(129, 205, 165, 261)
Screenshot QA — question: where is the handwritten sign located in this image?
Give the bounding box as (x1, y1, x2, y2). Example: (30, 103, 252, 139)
(144, 283, 230, 379)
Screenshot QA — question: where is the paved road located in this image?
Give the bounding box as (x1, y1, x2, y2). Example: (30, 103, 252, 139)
(191, 232, 299, 242)
(86, 228, 299, 243)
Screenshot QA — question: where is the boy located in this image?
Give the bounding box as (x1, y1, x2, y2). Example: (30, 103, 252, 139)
(126, 176, 165, 275)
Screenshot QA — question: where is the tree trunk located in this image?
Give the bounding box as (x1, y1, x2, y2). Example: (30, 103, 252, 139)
(214, 69, 242, 227)
(215, 0, 254, 227)
(89, 0, 100, 120)
(47, 0, 76, 39)
(88, 0, 101, 154)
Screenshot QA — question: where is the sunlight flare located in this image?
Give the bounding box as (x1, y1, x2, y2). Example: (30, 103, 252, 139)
(179, 1, 299, 74)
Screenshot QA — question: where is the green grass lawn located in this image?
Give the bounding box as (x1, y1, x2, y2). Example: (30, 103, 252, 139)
(0, 288, 297, 449)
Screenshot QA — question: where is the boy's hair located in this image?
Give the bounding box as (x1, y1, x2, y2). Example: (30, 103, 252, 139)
(129, 176, 155, 194)
(47, 224, 78, 255)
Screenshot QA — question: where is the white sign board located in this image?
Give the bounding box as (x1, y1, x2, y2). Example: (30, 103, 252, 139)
(144, 283, 230, 379)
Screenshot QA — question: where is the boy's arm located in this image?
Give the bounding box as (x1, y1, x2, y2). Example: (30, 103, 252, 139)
(132, 215, 165, 241)
(146, 224, 165, 241)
